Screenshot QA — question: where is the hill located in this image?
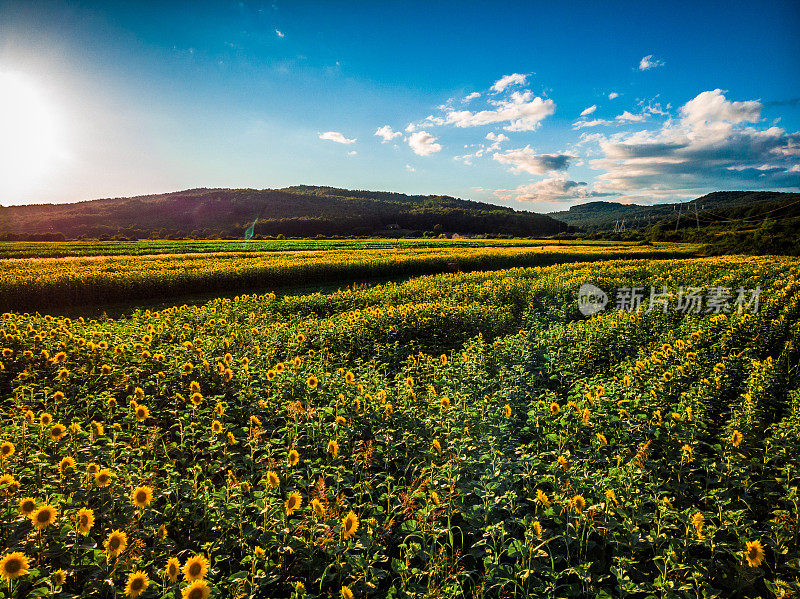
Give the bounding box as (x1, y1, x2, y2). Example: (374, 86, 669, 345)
(0, 186, 568, 239)
(550, 191, 800, 255)
(549, 191, 800, 232)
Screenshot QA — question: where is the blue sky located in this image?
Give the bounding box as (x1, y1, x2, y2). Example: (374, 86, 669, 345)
(1, 0, 798, 211)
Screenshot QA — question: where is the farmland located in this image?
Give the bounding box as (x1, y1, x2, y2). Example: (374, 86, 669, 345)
(0, 249, 798, 598)
(0, 242, 698, 313)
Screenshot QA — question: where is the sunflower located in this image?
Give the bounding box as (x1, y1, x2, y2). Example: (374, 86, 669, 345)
(18, 497, 36, 516)
(267, 369, 276, 381)
(681, 444, 694, 463)
(182, 362, 194, 375)
(345, 371, 355, 384)
(91, 421, 105, 436)
(275, 362, 285, 373)
(182, 580, 211, 599)
(432, 439, 442, 453)
(59, 456, 76, 473)
(215, 403, 225, 416)
(254, 546, 265, 559)
(50, 423, 67, 442)
(130, 486, 154, 509)
(0, 441, 14, 459)
(536, 489, 550, 508)
(288, 449, 299, 467)
(191, 393, 204, 406)
(164, 557, 181, 582)
(182, 554, 209, 582)
(31, 504, 58, 530)
(549, 402, 560, 416)
(0, 473, 16, 494)
(745, 539, 765, 567)
(211, 420, 223, 434)
(285, 492, 302, 516)
(190, 380, 201, 394)
(605, 489, 619, 507)
(385, 404, 393, 416)
(341, 587, 354, 599)
(692, 512, 705, 539)
(226, 432, 237, 445)
(292, 357, 302, 368)
(250, 415, 262, 428)
(504, 404, 512, 418)
(572, 495, 586, 513)
(53, 569, 66, 586)
(730, 430, 743, 447)
(327, 440, 339, 459)
(0, 552, 30, 581)
(342, 510, 359, 539)
(135, 405, 150, 422)
(125, 571, 149, 597)
(311, 498, 325, 519)
(40, 413, 53, 427)
(105, 529, 128, 557)
(336, 416, 346, 426)
(87, 462, 100, 476)
(76, 507, 95, 535)
(95, 468, 114, 487)
(24, 410, 35, 424)
(430, 491, 442, 506)
(306, 375, 318, 390)
(596, 433, 608, 445)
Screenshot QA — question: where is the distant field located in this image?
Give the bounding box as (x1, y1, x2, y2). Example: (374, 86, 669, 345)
(0, 242, 699, 312)
(0, 238, 624, 260)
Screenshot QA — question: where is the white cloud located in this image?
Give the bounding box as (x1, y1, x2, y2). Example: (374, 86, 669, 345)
(580, 105, 597, 116)
(616, 110, 648, 123)
(437, 91, 555, 132)
(608, 92, 620, 100)
(405, 123, 416, 133)
(374, 125, 402, 142)
(680, 89, 762, 125)
(347, 150, 357, 156)
(463, 92, 480, 103)
(493, 146, 573, 175)
(639, 55, 665, 70)
(275, 29, 285, 38)
(319, 131, 356, 144)
(491, 73, 528, 93)
(586, 89, 800, 198)
(408, 131, 442, 156)
(494, 176, 612, 203)
(573, 118, 614, 129)
(406, 164, 416, 172)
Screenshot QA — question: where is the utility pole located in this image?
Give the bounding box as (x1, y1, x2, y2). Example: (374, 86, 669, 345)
(675, 203, 682, 232)
(694, 204, 700, 230)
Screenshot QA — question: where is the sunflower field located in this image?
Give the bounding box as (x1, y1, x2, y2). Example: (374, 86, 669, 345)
(0, 254, 798, 598)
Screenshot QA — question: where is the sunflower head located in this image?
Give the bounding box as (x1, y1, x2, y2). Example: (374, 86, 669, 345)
(572, 495, 586, 513)
(40, 412, 53, 427)
(105, 529, 128, 557)
(95, 468, 113, 487)
(0, 441, 15, 459)
(285, 491, 302, 516)
(342, 510, 359, 539)
(58, 456, 75, 473)
(76, 507, 95, 535)
(182, 554, 209, 582)
(341, 587, 354, 599)
(288, 449, 299, 467)
(0, 551, 30, 582)
(182, 580, 211, 599)
(53, 569, 66, 586)
(549, 402, 560, 416)
(130, 486, 154, 509)
(306, 375, 318, 390)
(745, 539, 765, 568)
(31, 504, 58, 530)
(327, 440, 339, 459)
(211, 420, 223, 434)
(536, 489, 550, 508)
(50, 423, 67, 441)
(18, 497, 36, 516)
(164, 557, 181, 582)
(504, 404, 512, 418)
(731, 430, 743, 447)
(311, 498, 325, 519)
(125, 571, 149, 597)
(135, 405, 150, 422)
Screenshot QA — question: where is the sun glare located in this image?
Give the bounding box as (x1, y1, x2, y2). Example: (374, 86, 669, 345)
(0, 70, 61, 200)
